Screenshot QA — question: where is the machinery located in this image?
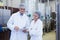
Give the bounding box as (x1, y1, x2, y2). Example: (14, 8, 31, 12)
(0, 9, 11, 32)
(38, 0, 52, 33)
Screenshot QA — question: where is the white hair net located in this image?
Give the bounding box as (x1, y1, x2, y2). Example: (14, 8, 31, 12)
(19, 3, 26, 9)
(34, 11, 41, 18)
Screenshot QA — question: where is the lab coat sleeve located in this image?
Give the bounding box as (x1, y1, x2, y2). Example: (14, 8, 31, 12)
(25, 18, 30, 30)
(7, 15, 15, 31)
(28, 22, 32, 31)
(38, 22, 43, 36)
(32, 22, 43, 36)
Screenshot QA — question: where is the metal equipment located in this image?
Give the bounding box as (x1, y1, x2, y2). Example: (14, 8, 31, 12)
(56, 0, 60, 40)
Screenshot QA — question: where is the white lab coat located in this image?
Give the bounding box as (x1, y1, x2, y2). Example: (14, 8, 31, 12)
(29, 19, 43, 40)
(7, 12, 30, 40)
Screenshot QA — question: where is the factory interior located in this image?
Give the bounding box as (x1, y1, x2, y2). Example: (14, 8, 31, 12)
(0, 0, 60, 40)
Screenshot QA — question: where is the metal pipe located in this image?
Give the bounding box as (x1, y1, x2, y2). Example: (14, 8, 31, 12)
(11, 0, 13, 13)
(6, 0, 8, 9)
(47, 0, 50, 6)
(40, 0, 42, 3)
(56, 0, 59, 40)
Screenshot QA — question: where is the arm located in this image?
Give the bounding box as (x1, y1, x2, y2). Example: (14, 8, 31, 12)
(32, 22, 43, 36)
(26, 18, 30, 30)
(23, 18, 30, 32)
(7, 15, 15, 31)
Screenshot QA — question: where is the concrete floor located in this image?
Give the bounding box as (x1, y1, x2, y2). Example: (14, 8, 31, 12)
(43, 31, 56, 40)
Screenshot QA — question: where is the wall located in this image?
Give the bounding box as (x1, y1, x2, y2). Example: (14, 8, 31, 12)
(3, 0, 21, 8)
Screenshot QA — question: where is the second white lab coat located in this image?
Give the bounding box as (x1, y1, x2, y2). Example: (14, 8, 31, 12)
(29, 19, 43, 40)
(7, 12, 30, 40)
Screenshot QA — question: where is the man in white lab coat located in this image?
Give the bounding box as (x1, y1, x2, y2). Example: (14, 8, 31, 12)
(7, 3, 30, 40)
(29, 12, 43, 40)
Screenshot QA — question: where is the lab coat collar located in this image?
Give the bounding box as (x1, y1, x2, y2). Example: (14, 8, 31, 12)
(18, 11, 26, 16)
(33, 19, 40, 24)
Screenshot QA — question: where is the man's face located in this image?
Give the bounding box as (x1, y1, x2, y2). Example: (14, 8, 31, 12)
(19, 8, 25, 14)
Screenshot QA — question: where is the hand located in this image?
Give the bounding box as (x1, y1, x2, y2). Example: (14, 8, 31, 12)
(23, 29, 27, 33)
(14, 26, 19, 31)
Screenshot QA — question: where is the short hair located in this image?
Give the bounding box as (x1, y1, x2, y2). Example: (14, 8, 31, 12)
(34, 11, 41, 18)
